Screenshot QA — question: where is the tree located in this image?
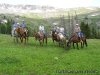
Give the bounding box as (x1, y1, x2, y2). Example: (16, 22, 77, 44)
(85, 23, 91, 38)
(91, 26, 97, 38)
(0, 24, 6, 34)
(80, 22, 91, 38)
(6, 19, 12, 34)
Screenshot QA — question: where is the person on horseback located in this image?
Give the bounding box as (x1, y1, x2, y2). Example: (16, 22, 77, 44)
(11, 21, 19, 36)
(53, 24, 57, 32)
(74, 24, 83, 40)
(39, 24, 46, 35)
(21, 20, 26, 28)
(59, 27, 66, 36)
(56, 26, 60, 34)
(21, 20, 27, 32)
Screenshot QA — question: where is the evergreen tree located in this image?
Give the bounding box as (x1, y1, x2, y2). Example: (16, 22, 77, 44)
(6, 19, 12, 34)
(91, 26, 97, 38)
(80, 21, 85, 33)
(0, 24, 6, 34)
(80, 22, 91, 38)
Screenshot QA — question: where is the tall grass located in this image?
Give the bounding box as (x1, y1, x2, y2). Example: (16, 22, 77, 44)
(0, 34, 100, 75)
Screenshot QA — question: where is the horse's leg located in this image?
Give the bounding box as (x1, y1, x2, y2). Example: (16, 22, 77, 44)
(16, 37, 18, 43)
(42, 39, 44, 46)
(20, 37, 23, 43)
(64, 40, 67, 49)
(58, 40, 60, 47)
(40, 39, 43, 46)
(43, 38, 44, 44)
(45, 36, 47, 45)
(13, 36, 15, 43)
(39, 40, 41, 46)
(76, 43, 79, 49)
(24, 37, 26, 44)
(81, 42, 83, 48)
(26, 36, 28, 43)
(53, 39, 54, 43)
(15, 36, 18, 43)
(52, 38, 54, 43)
(22, 37, 23, 43)
(85, 39, 88, 47)
(73, 42, 75, 49)
(19, 37, 21, 43)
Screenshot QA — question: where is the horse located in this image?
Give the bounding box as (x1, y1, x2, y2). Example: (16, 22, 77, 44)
(11, 27, 19, 43)
(15, 27, 29, 44)
(52, 30, 67, 48)
(52, 30, 60, 43)
(58, 33, 67, 48)
(34, 31, 47, 46)
(67, 33, 87, 49)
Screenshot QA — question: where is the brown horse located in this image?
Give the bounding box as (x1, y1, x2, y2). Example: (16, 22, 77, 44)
(15, 27, 28, 44)
(67, 33, 87, 49)
(52, 31, 66, 48)
(34, 31, 47, 46)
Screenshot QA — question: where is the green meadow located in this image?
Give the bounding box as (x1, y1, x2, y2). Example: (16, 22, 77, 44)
(0, 34, 100, 75)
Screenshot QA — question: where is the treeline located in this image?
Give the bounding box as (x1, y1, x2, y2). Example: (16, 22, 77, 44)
(80, 21, 100, 39)
(0, 19, 12, 34)
(0, 17, 100, 39)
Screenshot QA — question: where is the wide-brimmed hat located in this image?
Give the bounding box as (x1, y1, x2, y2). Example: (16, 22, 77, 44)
(22, 20, 25, 22)
(76, 24, 79, 26)
(17, 23, 19, 25)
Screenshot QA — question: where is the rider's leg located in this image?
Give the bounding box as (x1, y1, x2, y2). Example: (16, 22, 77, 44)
(78, 32, 81, 40)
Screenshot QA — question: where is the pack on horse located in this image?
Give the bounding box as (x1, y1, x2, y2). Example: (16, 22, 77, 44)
(52, 30, 66, 48)
(15, 27, 29, 44)
(67, 32, 87, 49)
(34, 31, 47, 46)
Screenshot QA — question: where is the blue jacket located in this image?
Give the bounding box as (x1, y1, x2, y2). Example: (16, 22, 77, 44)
(13, 23, 18, 28)
(21, 22, 26, 28)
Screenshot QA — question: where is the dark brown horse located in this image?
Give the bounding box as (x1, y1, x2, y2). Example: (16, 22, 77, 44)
(34, 31, 47, 46)
(67, 33, 87, 49)
(52, 30, 60, 43)
(15, 27, 28, 44)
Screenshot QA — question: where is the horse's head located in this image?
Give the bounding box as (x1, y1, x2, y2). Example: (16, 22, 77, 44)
(67, 41, 71, 48)
(52, 30, 55, 35)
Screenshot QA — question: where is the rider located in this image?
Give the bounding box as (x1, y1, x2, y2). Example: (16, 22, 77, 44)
(56, 26, 60, 34)
(11, 21, 19, 36)
(21, 20, 27, 31)
(74, 23, 83, 40)
(39, 24, 45, 35)
(59, 27, 65, 36)
(53, 24, 57, 32)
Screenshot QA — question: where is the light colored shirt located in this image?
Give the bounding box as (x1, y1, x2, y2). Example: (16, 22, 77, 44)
(39, 26, 44, 31)
(60, 27, 64, 33)
(56, 27, 60, 32)
(74, 26, 81, 33)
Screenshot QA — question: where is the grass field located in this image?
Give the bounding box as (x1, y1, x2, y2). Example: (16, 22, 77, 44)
(0, 34, 100, 75)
